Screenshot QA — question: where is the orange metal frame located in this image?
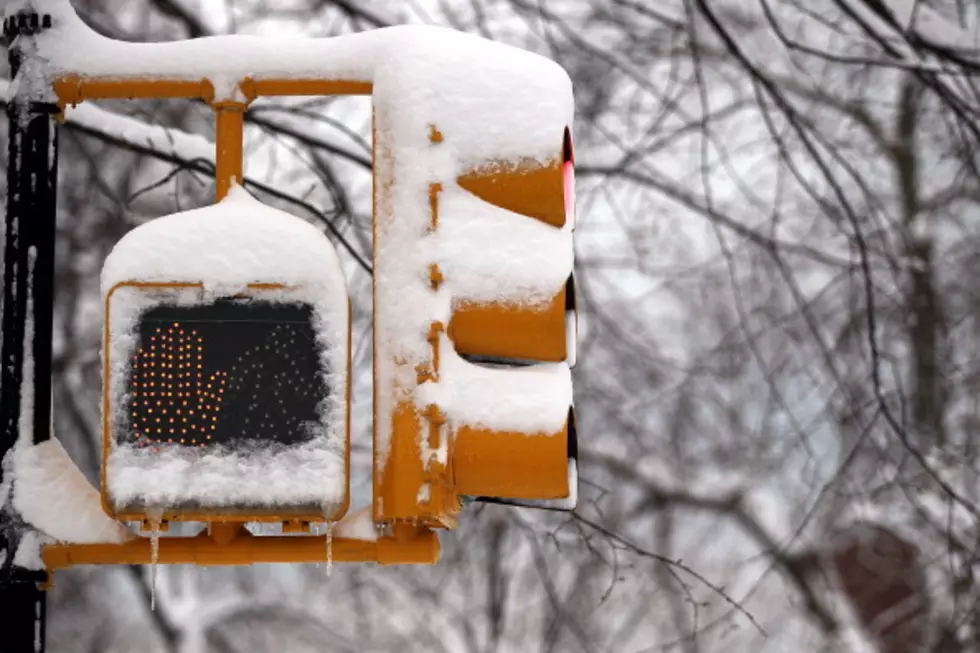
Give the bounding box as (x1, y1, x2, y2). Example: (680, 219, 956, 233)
(46, 74, 445, 574)
(50, 70, 573, 574)
(53, 75, 374, 202)
(43, 522, 438, 574)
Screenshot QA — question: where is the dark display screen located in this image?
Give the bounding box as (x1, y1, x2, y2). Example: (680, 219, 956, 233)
(123, 300, 328, 449)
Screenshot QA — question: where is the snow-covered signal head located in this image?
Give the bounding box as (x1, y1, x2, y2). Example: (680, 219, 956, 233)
(100, 187, 350, 526)
(371, 30, 578, 524)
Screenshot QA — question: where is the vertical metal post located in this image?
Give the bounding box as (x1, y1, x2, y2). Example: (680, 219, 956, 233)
(213, 101, 246, 201)
(0, 9, 57, 653)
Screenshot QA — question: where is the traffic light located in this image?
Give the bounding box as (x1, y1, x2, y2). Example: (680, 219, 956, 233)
(446, 128, 578, 511)
(372, 44, 578, 525)
(2, 15, 590, 588)
(100, 186, 351, 527)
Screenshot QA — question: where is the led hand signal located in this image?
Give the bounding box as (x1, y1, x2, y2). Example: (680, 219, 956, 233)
(129, 322, 227, 449)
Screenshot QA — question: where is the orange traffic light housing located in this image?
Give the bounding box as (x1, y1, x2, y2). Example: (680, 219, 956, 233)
(374, 100, 578, 525)
(26, 19, 578, 575)
(447, 129, 578, 505)
(99, 190, 352, 528)
(449, 128, 576, 364)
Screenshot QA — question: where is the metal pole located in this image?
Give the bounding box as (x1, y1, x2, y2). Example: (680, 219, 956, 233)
(0, 9, 58, 653)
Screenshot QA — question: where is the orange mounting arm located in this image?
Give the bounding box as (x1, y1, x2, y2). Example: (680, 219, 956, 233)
(52, 76, 374, 202)
(213, 101, 246, 200)
(42, 523, 438, 576)
(49, 74, 452, 573)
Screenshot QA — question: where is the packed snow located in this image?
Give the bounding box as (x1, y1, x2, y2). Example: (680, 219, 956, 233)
(100, 185, 348, 299)
(0, 242, 126, 564)
(101, 185, 350, 517)
(11, 530, 49, 570)
(17, 247, 37, 449)
(21, 0, 573, 139)
(415, 343, 571, 435)
(430, 187, 573, 305)
(10, 438, 130, 544)
(332, 506, 378, 541)
(108, 439, 347, 512)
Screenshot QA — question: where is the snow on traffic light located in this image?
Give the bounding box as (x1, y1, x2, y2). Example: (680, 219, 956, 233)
(371, 29, 578, 525)
(100, 186, 350, 525)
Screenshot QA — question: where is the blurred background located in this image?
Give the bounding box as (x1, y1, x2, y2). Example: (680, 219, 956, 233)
(2, 0, 979, 651)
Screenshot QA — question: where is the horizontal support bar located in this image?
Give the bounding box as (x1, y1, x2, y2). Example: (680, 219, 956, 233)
(53, 76, 373, 108)
(54, 76, 216, 106)
(240, 77, 372, 99)
(42, 529, 439, 571)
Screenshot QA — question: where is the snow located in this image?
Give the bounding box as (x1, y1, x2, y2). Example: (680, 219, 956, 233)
(27, 2, 573, 136)
(10, 438, 130, 544)
(101, 185, 346, 298)
(415, 343, 571, 435)
(17, 247, 36, 449)
(11, 530, 48, 570)
(5, 20, 57, 110)
(0, 249, 131, 566)
(64, 101, 214, 163)
(333, 506, 378, 541)
(431, 187, 573, 305)
(101, 185, 350, 516)
(107, 439, 346, 512)
(0, 189, 126, 564)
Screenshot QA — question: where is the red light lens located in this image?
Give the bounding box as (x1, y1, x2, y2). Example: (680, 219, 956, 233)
(563, 160, 575, 227)
(562, 127, 575, 227)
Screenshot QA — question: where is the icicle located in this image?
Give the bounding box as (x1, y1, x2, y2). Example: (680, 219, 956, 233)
(149, 517, 161, 611)
(325, 522, 333, 577)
